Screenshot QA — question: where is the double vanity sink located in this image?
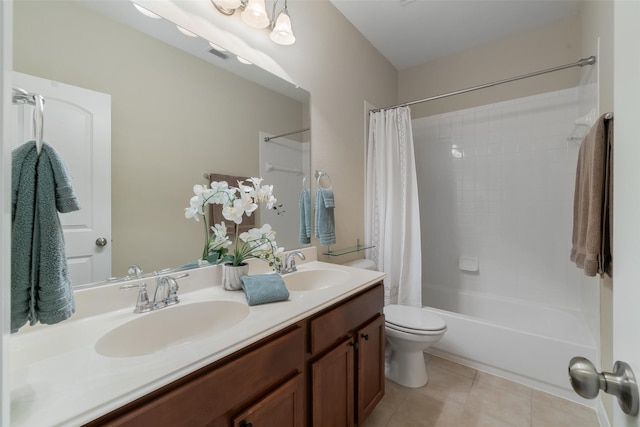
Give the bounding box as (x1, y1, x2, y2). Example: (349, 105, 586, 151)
(94, 267, 351, 359)
(10, 249, 384, 427)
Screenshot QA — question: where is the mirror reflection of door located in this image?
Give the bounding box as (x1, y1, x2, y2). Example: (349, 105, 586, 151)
(12, 71, 112, 287)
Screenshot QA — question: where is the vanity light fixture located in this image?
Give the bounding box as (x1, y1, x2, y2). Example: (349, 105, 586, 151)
(211, 0, 296, 45)
(209, 41, 227, 52)
(176, 25, 199, 37)
(132, 2, 161, 19)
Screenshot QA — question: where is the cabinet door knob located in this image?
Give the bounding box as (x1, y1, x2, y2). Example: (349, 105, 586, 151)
(349, 341, 359, 349)
(240, 421, 253, 427)
(361, 333, 369, 340)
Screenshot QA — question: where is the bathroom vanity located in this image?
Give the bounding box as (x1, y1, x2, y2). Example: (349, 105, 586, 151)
(85, 283, 384, 427)
(10, 252, 386, 427)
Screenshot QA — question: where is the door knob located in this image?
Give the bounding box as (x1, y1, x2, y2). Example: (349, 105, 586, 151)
(568, 356, 639, 415)
(96, 237, 108, 247)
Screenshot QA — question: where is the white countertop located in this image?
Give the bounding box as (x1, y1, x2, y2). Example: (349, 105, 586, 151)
(10, 250, 385, 427)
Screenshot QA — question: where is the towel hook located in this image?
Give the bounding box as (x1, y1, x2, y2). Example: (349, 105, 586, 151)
(315, 170, 332, 189)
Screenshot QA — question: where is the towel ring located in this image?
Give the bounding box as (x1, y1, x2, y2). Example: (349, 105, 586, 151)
(302, 174, 310, 190)
(315, 170, 332, 189)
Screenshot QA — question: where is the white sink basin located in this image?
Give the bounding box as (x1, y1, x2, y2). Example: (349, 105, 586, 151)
(95, 301, 249, 358)
(283, 269, 350, 291)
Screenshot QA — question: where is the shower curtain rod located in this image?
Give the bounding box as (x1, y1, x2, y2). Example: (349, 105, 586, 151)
(371, 56, 596, 113)
(264, 128, 310, 142)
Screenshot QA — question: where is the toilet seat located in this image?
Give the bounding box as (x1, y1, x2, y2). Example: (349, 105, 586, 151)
(385, 321, 446, 336)
(384, 304, 446, 334)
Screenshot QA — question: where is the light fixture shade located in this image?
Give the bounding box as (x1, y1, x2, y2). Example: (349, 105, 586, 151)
(269, 12, 295, 45)
(241, 0, 270, 29)
(209, 41, 227, 52)
(215, 0, 242, 9)
(132, 2, 161, 19)
(176, 25, 199, 37)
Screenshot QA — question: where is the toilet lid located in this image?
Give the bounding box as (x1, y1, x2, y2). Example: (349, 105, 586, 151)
(384, 304, 446, 332)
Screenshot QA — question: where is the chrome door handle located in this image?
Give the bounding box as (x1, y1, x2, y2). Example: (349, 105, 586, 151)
(96, 237, 108, 247)
(569, 356, 639, 415)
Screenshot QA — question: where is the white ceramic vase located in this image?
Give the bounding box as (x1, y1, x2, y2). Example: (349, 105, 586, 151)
(222, 263, 250, 291)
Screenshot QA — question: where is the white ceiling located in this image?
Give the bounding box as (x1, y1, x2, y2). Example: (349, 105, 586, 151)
(329, 0, 582, 70)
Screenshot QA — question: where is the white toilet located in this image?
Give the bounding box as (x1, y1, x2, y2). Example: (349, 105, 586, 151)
(384, 304, 446, 388)
(344, 259, 447, 388)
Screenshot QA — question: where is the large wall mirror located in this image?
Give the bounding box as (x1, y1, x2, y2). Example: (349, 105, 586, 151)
(12, 0, 311, 287)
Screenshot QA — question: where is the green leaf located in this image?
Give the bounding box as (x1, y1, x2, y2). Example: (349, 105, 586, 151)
(206, 252, 220, 264)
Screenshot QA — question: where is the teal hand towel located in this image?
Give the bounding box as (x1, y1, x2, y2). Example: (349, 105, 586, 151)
(314, 188, 336, 246)
(299, 188, 311, 244)
(11, 141, 79, 332)
(241, 274, 290, 306)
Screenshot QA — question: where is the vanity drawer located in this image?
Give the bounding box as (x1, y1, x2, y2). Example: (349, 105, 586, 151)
(90, 325, 304, 427)
(309, 283, 383, 355)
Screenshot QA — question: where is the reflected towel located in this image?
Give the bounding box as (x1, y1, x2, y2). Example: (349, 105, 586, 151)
(241, 274, 290, 306)
(299, 188, 311, 244)
(314, 188, 336, 246)
(570, 114, 613, 277)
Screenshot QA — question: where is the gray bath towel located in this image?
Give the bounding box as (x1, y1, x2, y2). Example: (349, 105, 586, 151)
(570, 114, 613, 277)
(12, 141, 80, 332)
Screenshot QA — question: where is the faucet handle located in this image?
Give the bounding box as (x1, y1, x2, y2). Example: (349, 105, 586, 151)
(164, 273, 188, 306)
(120, 283, 151, 313)
(165, 277, 180, 306)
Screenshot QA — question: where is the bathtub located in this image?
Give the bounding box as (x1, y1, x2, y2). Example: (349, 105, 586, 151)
(423, 284, 598, 404)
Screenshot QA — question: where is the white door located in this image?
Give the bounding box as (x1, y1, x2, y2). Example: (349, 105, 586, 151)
(12, 72, 111, 286)
(613, 1, 640, 426)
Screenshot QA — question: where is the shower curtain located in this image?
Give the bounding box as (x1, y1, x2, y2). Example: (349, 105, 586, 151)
(365, 106, 422, 307)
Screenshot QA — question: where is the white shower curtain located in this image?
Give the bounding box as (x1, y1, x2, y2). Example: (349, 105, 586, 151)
(365, 106, 422, 307)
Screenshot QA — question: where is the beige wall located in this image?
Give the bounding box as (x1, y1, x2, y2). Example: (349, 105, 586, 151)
(13, 1, 305, 277)
(399, 14, 582, 119)
(580, 0, 614, 422)
(243, 0, 399, 262)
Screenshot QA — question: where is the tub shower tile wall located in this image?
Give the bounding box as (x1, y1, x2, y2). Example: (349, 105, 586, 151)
(413, 86, 599, 312)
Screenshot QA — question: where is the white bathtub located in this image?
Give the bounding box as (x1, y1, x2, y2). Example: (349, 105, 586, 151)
(423, 284, 598, 404)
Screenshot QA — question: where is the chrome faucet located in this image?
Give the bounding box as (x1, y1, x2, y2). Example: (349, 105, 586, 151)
(282, 251, 306, 274)
(121, 273, 188, 313)
(128, 264, 143, 279)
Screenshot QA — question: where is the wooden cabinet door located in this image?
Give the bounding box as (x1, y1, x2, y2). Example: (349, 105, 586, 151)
(356, 314, 385, 425)
(232, 374, 304, 427)
(311, 338, 355, 427)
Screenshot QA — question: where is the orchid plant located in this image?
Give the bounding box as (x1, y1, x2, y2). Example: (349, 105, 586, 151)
(185, 178, 285, 272)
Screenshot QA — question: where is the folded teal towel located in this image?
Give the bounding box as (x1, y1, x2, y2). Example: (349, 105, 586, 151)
(241, 274, 289, 306)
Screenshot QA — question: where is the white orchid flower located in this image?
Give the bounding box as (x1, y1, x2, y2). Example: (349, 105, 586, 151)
(212, 221, 228, 238)
(185, 195, 204, 220)
(222, 199, 246, 224)
(248, 177, 263, 188)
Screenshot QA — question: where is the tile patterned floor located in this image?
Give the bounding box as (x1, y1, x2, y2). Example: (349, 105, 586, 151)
(362, 355, 600, 427)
